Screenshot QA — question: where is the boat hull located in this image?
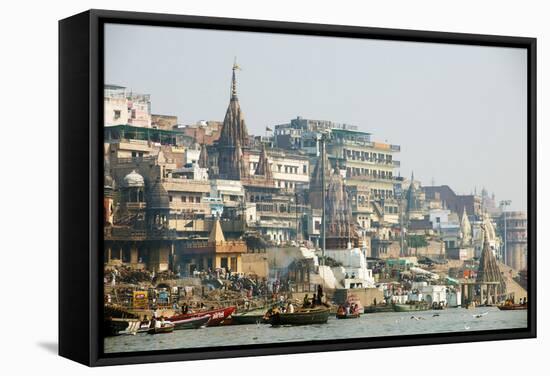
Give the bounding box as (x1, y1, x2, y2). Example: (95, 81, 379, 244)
(147, 324, 174, 334)
(497, 304, 527, 310)
(269, 308, 330, 326)
(336, 313, 360, 319)
(171, 315, 211, 330)
(104, 318, 141, 336)
(364, 305, 393, 314)
(168, 306, 236, 326)
(392, 303, 430, 312)
(232, 312, 268, 325)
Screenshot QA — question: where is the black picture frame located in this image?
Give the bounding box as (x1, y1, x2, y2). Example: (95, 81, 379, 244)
(59, 9, 537, 367)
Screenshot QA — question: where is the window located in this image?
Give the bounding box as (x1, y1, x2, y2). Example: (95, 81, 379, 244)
(169, 195, 173, 202)
(303, 165, 307, 174)
(113, 109, 121, 119)
(182, 196, 187, 202)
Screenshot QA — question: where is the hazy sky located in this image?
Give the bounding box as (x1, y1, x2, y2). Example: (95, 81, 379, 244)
(105, 23, 528, 212)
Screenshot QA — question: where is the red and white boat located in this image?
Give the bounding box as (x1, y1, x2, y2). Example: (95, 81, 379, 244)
(168, 306, 236, 327)
(170, 315, 211, 330)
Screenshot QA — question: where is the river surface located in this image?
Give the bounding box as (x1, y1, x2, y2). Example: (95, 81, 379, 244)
(104, 307, 527, 353)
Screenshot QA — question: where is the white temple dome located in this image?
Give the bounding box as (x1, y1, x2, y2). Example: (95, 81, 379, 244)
(123, 170, 144, 188)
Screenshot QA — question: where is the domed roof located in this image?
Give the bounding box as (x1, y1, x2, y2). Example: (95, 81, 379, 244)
(123, 170, 144, 188)
(147, 177, 170, 209)
(104, 173, 114, 189)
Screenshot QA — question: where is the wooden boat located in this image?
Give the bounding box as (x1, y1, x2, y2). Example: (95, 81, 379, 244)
(231, 309, 269, 325)
(392, 302, 430, 312)
(265, 306, 330, 326)
(147, 322, 175, 334)
(364, 304, 393, 314)
(497, 303, 527, 311)
(336, 305, 361, 319)
(103, 317, 141, 336)
(171, 315, 211, 330)
(336, 312, 360, 319)
(167, 306, 236, 327)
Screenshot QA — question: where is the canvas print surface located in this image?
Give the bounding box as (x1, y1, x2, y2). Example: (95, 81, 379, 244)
(102, 23, 528, 354)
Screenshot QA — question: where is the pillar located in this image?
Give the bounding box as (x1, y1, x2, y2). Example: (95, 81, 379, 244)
(130, 244, 138, 264)
(107, 246, 112, 262)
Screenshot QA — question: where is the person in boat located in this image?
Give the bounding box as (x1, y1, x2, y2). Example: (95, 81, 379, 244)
(373, 298, 377, 306)
(303, 294, 310, 307)
(311, 294, 317, 308)
(317, 285, 324, 305)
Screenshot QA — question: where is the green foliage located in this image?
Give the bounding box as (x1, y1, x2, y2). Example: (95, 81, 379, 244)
(407, 234, 428, 248)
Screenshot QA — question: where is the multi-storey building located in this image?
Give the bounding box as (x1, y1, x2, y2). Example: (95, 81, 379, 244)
(498, 211, 528, 271)
(104, 84, 152, 128)
(328, 128, 401, 226)
(247, 147, 310, 191)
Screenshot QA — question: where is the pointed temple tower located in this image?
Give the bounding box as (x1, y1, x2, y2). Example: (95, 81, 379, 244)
(405, 171, 423, 221)
(198, 144, 209, 169)
(476, 224, 506, 302)
(309, 143, 332, 210)
(325, 165, 359, 249)
(254, 142, 273, 181)
(216, 60, 249, 180)
(460, 206, 472, 246)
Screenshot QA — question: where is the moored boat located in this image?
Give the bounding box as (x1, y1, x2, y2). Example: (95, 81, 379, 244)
(336, 305, 361, 319)
(265, 306, 330, 326)
(170, 315, 211, 330)
(231, 309, 269, 325)
(392, 302, 430, 312)
(364, 304, 393, 314)
(497, 303, 527, 311)
(147, 322, 175, 334)
(167, 306, 236, 327)
(104, 317, 141, 336)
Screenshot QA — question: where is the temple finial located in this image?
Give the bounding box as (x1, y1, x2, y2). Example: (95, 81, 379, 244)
(231, 57, 241, 100)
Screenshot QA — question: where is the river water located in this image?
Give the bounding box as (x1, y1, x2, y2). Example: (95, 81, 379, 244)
(104, 307, 527, 353)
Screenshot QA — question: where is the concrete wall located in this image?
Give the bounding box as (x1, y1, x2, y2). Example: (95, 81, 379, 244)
(241, 253, 269, 278)
(333, 287, 384, 306)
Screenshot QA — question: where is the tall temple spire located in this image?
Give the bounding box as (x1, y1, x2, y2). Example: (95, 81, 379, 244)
(254, 142, 273, 180)
(460, 206, 472, 245)
(476, 224, 506, 295)
(325, 166, 358, 249)
(198, 144, 209, 169)
(217, 60, 249, 180)
(309, 140, 331, 210)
